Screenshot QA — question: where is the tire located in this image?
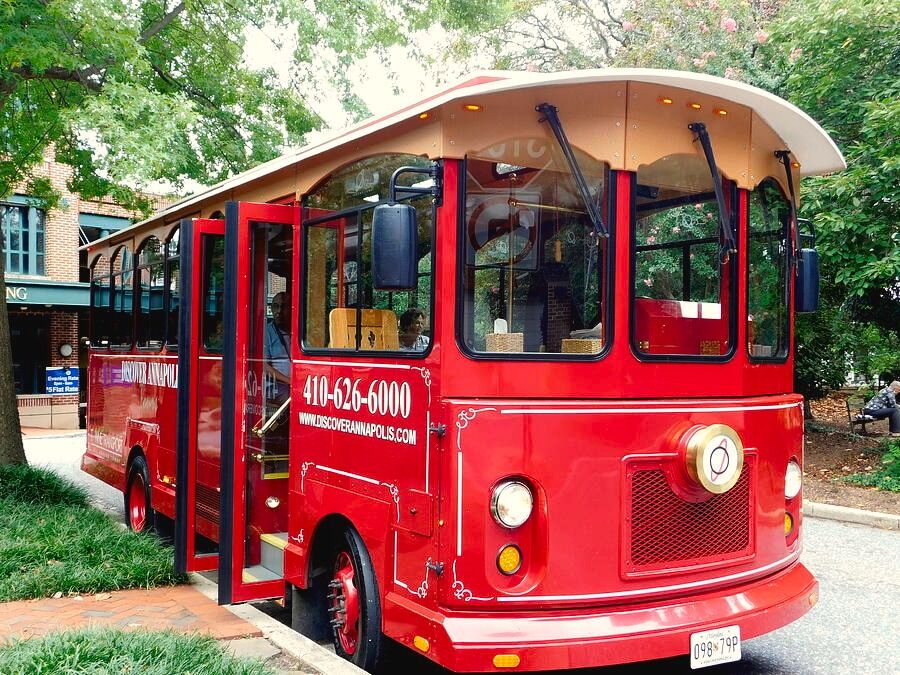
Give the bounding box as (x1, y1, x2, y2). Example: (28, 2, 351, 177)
(328, 526, 382, 672)
(125, 455, 154, 533)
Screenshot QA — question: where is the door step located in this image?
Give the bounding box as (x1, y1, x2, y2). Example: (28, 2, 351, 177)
(259, 532, 288, 577)
(242, 565, 282, 583)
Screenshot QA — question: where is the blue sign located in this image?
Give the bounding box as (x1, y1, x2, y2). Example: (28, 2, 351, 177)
(46, 367, 80, 395)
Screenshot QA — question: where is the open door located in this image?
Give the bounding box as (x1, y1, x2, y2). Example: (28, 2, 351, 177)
(175, 218, 226, 573)
(220, 201, 297, 604)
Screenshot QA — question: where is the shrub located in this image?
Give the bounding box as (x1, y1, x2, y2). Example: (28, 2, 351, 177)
(843, 438, 900, 492)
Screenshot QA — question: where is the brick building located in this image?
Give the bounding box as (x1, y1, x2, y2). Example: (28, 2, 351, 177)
(2, 147, 171, 428)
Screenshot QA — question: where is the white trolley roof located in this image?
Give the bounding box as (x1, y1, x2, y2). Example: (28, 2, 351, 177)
(119, 69, 846, 237)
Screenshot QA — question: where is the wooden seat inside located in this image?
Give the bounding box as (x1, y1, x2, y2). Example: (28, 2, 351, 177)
(328, 308, 399, 350)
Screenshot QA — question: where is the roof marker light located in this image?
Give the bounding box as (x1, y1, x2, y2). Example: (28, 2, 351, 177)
(463, 103, 483, 112)
(688, 102, 702, 110)
(714, 108, 728, 116)
(659, 97, 674, 105)
(418, 112, 429, 120)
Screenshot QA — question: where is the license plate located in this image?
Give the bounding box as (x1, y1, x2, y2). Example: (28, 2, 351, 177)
(690, 625, 741, 669)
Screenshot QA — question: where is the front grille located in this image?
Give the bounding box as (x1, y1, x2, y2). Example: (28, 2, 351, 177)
(195, 483, 220, 525)
(627, 464, 752, 574)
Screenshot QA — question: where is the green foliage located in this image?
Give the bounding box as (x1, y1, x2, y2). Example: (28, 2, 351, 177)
(794, 307, 848, 400)
(0, 463, 89, 507)
(0, 628, 271, 675)
(772, 0, 900, 300)
(0, 465, 184, 601)
(768, 0, 900, 395)
(843, 438, 900, 492)
(1, 0, 512, 202)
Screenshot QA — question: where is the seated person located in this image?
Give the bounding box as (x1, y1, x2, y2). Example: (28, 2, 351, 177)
(399, 308, 429, 352)
(863, 380, 900, 437)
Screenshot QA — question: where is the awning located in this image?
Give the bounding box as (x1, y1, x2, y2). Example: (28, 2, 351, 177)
(4, 278, 90, 307)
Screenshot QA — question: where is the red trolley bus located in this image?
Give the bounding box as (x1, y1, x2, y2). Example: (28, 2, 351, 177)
(83, 69, 845, 672)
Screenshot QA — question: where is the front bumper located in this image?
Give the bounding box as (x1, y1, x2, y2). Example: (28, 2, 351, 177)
(385, 561, 818, 672)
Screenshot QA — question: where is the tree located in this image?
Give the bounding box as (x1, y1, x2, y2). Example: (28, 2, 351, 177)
(0, 0, 510, 464)
(772, 0, 899, 304)
(0, 248, 26, 466)
(441, 0, 782, 86)
(769, 0, 900, 393)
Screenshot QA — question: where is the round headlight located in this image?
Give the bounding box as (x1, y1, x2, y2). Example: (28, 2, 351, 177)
(491, 481, 533, 529)
(785, 460, 803, 500)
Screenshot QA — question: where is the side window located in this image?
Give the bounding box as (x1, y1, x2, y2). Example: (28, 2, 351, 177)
(632, 154, 735, 358)
(110, 246, 134, 348)
(136, 236, 165, 350)
(747, 178, 790, 359)
(165, 228, 181, 349)
(302, 154, 434, 354)
(201, 235, 226, 352)
(90, 254, 111, 348)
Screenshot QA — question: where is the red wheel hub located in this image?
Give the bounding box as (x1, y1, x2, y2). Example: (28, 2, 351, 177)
(129, 472, 147, 532)
(329, 551, 360, 655)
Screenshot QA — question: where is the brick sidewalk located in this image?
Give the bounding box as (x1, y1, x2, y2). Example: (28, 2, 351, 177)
(0, 585, 262, 642)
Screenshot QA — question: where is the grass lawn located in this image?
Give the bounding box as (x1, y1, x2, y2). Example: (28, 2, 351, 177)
(0, 628, 271, 674)
(0, 464, 185, 602)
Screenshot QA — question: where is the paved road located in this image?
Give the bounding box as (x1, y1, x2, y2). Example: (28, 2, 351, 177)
(25, 432, 125, 524)
(32, 434, 900, 674)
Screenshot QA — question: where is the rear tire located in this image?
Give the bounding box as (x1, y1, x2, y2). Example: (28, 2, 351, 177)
(328, 526, 382, 672)
(125, 455, 154, 533)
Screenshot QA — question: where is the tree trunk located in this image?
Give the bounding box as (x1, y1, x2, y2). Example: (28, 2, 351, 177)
(0, 246, 27, 466)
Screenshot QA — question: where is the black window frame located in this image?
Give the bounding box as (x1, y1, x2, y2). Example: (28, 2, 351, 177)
(164, 227, 181, 351)
(455, 157, 615, 362)
(200, 234, 227, 354)
(135, 235, 166, 352)
(299, 185, 437, 358)
(628, 172, 739, 363)
(89, 255, 112, 349)
(746, 177, 791, 363)
(108, 245, 135, 350)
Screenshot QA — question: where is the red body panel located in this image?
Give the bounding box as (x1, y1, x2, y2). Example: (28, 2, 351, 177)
(83, 352, 179, 506)
(385, 561, 817, 671)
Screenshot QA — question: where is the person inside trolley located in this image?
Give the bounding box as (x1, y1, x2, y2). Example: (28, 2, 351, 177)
(398, 307, 429, 352)
(263, 290, 292, 443)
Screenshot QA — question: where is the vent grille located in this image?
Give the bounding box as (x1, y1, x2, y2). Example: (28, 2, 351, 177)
(628, 464, 752, 573)
(195, 483, 220, 525)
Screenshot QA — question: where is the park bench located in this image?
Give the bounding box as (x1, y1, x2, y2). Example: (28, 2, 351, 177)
(846, 395, 879, 434)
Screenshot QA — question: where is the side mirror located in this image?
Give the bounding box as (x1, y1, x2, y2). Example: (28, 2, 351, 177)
(372, 203, 418, 291)
(795, 248, 819, 313)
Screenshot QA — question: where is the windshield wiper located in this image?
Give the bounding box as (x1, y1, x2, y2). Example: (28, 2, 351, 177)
(774, 149, 799, 260)
(536, 103, 608, 239)
(688, 122, 736, 264)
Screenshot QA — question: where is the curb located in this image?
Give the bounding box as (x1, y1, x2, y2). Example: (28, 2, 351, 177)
(804, 500, 900, 531)
(190, 573, 367, 675)
(22, 430, 86, 440)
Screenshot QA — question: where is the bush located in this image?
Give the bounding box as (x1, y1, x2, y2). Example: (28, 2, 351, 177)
(0, 463, 89, 507)
(843, 438, 900, 492)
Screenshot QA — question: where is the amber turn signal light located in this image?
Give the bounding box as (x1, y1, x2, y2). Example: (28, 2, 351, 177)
(497, 544, 522, 575)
